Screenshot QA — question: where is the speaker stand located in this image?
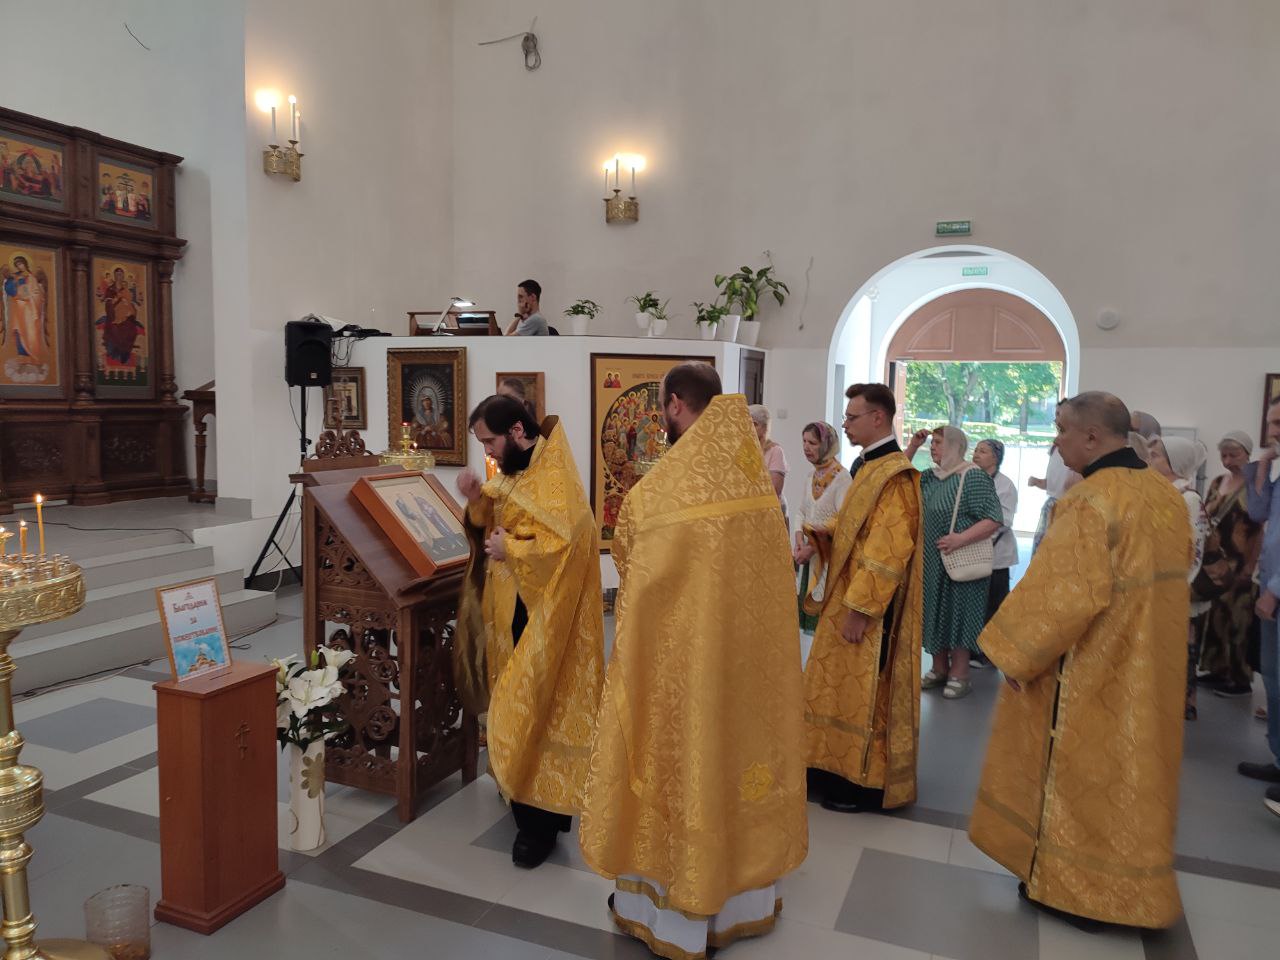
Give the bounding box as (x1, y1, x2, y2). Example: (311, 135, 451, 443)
(244, 386, 310, 588)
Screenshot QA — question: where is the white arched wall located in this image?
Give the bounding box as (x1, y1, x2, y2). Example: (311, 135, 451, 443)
(827, 246, 1080, 433)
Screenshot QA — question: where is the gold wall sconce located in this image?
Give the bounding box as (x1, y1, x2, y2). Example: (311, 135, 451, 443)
(256, 89, 304, 182)
(603, 153, 644, 223)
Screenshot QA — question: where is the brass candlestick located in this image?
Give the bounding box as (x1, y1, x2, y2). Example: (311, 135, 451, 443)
(379, 423, 436, 472)
(262, 140, 303, 182)
(0, 555, 110, 960)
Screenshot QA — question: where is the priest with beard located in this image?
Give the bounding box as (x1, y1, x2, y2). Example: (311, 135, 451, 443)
(579, 362, 808, 960)
(455, 395, 604, 868)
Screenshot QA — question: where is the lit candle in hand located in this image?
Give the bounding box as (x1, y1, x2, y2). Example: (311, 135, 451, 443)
(18, 521, 26, 555)
(34, 493, 44, 555)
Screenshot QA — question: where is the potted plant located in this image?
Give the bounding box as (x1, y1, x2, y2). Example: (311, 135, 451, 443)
(692, 301, 728, 341)
(714, 261, 790, 346)
(563, 298, 600, 336)
(273, 646, 356, 851)
(629, 291, 670, 337)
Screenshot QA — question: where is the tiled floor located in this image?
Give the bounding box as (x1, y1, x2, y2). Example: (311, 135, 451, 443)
(9, 583, 1280, 959)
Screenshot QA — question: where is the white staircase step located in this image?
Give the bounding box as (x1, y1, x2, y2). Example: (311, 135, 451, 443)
(50, 529, 189, 561)
(11, 588, 278, 696)
(77, 542, 215, 590)
(21, 566, 246, 640)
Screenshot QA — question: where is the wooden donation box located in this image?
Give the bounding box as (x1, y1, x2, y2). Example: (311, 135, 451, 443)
(299, 465, 478, 822)
(154, 662, 285, 933)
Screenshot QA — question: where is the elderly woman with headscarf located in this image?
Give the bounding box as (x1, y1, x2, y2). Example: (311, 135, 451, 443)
(1194, 431, 1265, 698)
(793, 421, 853, 635)
(1148, 435, 1211, 719)
(904, 425, 1004, 699)
(972, 438, 1019, 623)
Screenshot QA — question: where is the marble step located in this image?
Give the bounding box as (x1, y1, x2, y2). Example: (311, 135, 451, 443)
(10, 587, 277, 696)
(20, 565, 245, 640)
(76, 542, 216, 590)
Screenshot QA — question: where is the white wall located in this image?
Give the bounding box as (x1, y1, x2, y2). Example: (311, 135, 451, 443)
(0, 0, 247, 484)
(451, 0, 1280, 357)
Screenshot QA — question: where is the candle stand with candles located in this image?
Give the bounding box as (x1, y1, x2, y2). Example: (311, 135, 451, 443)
(379, 423, 436, 473)
(0, 552, 112, 959)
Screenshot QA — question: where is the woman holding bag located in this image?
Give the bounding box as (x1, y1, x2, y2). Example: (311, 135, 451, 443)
(905, 426, 1003, 699)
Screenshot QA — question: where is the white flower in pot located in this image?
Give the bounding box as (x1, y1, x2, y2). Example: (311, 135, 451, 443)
(563, 298, 600, 336)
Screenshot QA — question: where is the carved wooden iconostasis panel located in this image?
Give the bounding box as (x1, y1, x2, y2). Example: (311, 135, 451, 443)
(0, 106, 189, 513)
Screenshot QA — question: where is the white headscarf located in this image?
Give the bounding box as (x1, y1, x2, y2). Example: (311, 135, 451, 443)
(1158, 436, 1207, 485)
(932, 426, 973, 480)
(1218, 430, 1254, 456)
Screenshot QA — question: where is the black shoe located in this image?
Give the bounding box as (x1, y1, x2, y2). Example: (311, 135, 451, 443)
(821, 788, 884, 815)
(1213, 683, 1252, 698)
(1018, 882, 1104, 933)
(821, 797, 871, 814)
(512, 830, 557, 868)
(607, 893, 616, 914)
(1237, 761, 1280, 783)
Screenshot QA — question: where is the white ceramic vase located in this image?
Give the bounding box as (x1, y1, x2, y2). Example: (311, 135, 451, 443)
(718, 314, 741, 342)
(738, 319, 761, 346)
(698, 322, 717, 340)
(568, 315, 589, 336)
(648, 315, 669, 337)
(288, 739, 326, 852)
(635, 311, 652, 333)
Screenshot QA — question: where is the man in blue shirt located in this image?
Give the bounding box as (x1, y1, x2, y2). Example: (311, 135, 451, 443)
(1240, 396, 1280, 819)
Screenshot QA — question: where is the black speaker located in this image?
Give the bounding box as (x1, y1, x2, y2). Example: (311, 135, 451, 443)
(285, 319, 332, 387)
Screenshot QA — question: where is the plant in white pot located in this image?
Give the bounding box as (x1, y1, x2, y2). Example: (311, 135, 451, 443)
(629, 291, 670, 338)
(273, 646, 356, 851)
(714, 262, 790, 346)
(692, 301, 728, 341)
(563, 298, 600, 336)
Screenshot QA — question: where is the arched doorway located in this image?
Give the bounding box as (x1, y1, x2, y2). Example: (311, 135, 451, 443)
(828, 247, 1077, 533)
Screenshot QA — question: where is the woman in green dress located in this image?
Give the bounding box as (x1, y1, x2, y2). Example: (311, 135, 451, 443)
(905, 426, 1003, 700)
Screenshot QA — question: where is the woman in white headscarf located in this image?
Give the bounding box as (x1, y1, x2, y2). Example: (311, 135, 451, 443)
(1148, 435, 1210, 719)
(904, 426, 1003, 700)
(793, 421, 851, 635)
(1196, 431, 1264, 698)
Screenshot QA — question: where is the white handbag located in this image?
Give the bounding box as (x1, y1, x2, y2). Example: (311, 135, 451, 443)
(940, 470, 994, 583)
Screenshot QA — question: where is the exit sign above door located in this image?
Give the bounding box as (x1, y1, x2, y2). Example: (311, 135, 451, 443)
(936, 220, 972, 236)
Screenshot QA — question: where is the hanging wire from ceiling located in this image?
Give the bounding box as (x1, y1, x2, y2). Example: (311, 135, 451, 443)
(478, 17, 541, 71)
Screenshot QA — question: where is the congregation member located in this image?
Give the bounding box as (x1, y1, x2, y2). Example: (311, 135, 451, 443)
(1197, 432, 1264, 698)
(971, 392, 1192, 930)
(505, 279, 549, 335)
(497, 376, 538, 421)
(748, 403, 789, 522)
(455, 396, 604, 867)
(1240, 398, 1280, 818)
(803, 384, 923, 813)
(1028, 440, 1081, 553)
(1147, 436, 1210, 719)
(972, 438, 1019, 623)
(905, 426, 1003, 700)
(792, 421, 851, 635)
(580, 363, 807, 959)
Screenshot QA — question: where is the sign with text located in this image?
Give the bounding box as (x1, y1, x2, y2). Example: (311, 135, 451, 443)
(961, 266, 989, 277)
(155, 578, 232, 681)
(936, 220, 972, 236)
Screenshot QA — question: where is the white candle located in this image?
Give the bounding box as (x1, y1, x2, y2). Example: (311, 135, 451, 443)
(270, 105, 277, 144)
(631, 165, 636, 196)
(604, 168, 609, 196)
(289, 96, 298, 141)
(615, 159, 620, 192)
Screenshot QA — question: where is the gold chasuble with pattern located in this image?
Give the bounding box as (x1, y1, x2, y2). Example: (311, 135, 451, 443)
(579, 394, 809, 922)
(970, 460, 1192, 928)
(803, 450, 923, 808)
(463, 419, 604, 815)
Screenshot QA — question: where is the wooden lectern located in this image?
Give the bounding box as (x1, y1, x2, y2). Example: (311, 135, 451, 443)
(297, 465, 478, 822)
(154, 662, 285, 933)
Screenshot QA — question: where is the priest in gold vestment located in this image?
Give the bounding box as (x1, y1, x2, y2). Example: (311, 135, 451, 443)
(580, 363, 808, 960)
(804, 383, 923, 813)
(456, 395, 604, 868)
(970, 392, 1192, 930)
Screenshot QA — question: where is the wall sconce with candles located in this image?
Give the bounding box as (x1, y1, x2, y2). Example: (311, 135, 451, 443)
(603, 153, 644, 223)
(255, 89, 304, 182)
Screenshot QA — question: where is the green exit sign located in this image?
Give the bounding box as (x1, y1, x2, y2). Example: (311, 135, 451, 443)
(962, 266, 988, 277)
(936, 220, 972, 236)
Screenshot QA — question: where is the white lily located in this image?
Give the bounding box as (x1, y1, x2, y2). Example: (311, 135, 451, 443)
(287, 674, 336, 718)
(270, 655, 301, 693)
(319, 646, 356, 671)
